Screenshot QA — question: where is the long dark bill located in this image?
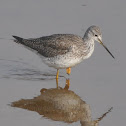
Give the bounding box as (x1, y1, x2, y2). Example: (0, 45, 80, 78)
(98, 39, 115, 59)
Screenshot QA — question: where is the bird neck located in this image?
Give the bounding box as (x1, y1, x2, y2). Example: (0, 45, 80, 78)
(82, 37, 95, 59)
(82, 32, 95, 47)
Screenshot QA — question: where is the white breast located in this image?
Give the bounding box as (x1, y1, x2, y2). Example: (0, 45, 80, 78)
(41, 53, 84, 69)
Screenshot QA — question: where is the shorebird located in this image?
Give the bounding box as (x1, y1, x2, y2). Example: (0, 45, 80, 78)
(13, 26, 114, 81)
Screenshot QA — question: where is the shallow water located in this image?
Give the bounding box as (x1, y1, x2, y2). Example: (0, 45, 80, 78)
(0, 0, 126, 126)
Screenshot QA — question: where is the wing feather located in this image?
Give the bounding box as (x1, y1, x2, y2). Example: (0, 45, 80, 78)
(13, 34, 83, 57)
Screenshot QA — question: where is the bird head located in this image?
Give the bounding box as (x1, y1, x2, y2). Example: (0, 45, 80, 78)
(84, 25, 115, 59)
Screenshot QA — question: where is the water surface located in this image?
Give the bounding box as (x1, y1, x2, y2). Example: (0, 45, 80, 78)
(0, 0, 126, 126)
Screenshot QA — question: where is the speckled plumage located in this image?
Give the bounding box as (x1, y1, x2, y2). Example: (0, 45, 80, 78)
(13, 26, 107, 69)
(14, 34, 88, 57)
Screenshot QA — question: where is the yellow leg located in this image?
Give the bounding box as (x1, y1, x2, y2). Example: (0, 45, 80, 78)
(64, 79, 70, 90)
(66, 67, 71, 75)
(56, 69, 59, 79)
(56, 78, 58, 88)
(56, 69, 59, 88)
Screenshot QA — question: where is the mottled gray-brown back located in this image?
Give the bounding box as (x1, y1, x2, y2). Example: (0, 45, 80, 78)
(14, 34, 84, 58)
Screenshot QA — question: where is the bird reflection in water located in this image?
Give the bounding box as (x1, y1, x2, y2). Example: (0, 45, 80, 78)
(11, 80, 112, 126)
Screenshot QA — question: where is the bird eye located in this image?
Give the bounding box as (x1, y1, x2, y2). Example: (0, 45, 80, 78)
(95, 35, 98, 37)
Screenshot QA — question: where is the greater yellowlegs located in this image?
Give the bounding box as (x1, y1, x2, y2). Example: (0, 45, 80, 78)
(13, 26, 114, 80)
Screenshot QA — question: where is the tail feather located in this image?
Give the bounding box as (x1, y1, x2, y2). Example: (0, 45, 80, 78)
(12, 36, 23, 43)
(12, 35, 37, 52)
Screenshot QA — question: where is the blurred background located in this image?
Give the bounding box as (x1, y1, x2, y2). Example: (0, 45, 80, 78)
(0, 0, 125, 126)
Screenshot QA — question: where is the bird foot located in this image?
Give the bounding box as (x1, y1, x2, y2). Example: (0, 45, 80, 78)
(66, 67, 71, 75)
